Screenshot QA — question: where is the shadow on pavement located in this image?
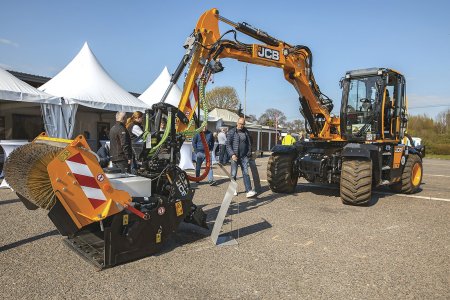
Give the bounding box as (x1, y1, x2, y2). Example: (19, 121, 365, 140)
(156, 222, 210, 255)
(227, 218, 272, 239)
(0, 229, 59, 252)
(0, 199, 21, 206)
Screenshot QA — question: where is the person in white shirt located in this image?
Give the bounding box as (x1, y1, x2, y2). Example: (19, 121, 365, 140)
(218, 128, 228, 164)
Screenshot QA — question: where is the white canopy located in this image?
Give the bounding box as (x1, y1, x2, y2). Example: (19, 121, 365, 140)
(207, 108, 259, 128)
(39, 42, 150, 112)
(208, 108, 239, 123)
(139, 67, 183, 108)
(0, 67, 60, 104)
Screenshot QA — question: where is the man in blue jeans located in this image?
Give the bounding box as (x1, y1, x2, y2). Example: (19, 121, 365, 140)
(192, 126, 216, 185)
(226, 117, 257, 198)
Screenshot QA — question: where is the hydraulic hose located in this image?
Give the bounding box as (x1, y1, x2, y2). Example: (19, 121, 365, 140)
(186, 131, 211, 182)
(147, 112, 173, 158)
(182, 78, 212, 182)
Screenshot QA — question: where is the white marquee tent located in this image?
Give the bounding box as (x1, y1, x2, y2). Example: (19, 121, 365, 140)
(0, 67, 77, 139)
(0, 67, 59, 104)
(39, 42, 149, 112)
(139, 67, 184, 108)
(37, 42, 150, 138)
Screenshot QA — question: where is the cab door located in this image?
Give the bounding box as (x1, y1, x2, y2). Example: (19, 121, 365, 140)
(382, 73, 406, 141)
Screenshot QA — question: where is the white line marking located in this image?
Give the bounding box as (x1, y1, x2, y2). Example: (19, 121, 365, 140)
(425, 174, 450, 178)
(300, 183, 450, 202)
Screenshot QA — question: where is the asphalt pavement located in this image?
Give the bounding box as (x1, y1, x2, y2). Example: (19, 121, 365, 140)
(0, 157, 449, 299)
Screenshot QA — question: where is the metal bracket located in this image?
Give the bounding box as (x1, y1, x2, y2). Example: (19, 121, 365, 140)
(210, 164, 238, 246)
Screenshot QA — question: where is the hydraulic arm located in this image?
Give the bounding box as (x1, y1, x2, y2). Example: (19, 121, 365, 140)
(173, 8, 341, 140)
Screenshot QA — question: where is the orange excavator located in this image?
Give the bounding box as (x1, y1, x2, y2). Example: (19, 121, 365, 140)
(173, 8, 424, 205)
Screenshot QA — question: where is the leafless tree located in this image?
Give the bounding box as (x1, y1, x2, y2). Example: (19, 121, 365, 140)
(258, 108, 287, 127)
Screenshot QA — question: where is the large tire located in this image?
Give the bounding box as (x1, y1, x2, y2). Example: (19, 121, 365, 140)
(267, 153, 299, 193)
(340, 158, 372, 205)
(390, 154, 422, 194)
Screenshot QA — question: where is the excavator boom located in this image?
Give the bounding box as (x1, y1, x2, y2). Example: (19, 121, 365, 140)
(175, 8, 340, 140)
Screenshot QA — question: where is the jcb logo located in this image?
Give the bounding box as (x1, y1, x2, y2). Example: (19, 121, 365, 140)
(257, 46, 279, 61)
(176, 180, 187, 197)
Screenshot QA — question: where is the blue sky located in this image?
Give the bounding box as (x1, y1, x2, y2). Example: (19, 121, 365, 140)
(1, 0, 449, 120)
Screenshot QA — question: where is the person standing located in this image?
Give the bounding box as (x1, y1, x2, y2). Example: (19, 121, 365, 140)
(282, 131, 296, 145)
(218, 127, 228, 164)
(226, 117, 256, 198)
(125, 111, 144, 173)
(192, 126, 216, 185)
(109, 111, 132, 173)
(125, 111, 144, 142)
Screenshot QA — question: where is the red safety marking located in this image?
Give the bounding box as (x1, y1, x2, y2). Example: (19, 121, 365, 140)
(67, 152, 85, 164)
(73, 173, 100, 189)
(89, 198, 106, 209)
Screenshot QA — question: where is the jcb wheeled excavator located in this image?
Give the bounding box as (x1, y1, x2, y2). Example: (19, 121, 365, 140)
(173, 8, 425, 205)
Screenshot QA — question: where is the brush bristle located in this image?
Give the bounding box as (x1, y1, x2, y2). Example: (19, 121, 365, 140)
(4, 143, 62, 210)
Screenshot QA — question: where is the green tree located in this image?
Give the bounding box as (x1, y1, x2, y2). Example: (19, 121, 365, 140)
(407, 110, 450, 155)
(205, 86, 240, 110)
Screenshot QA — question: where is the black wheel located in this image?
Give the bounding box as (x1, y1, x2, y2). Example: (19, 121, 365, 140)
(340, 158, 372, 205)
(390, 154, 422, 194)
(267, 153, 298, 193)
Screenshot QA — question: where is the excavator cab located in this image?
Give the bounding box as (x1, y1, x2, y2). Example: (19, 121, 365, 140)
(340, 68, 407, 142)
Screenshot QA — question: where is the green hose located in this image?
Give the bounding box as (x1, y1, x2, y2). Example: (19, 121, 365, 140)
(180, 79, 209, 136)
(147, 113, 172, 157)
(142, 78, 209, 159)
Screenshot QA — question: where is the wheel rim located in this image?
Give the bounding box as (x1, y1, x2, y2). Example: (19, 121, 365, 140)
(411, 163, 422, 186)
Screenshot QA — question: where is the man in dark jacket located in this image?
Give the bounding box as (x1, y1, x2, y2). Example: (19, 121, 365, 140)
(226, 117, 256, 198)
(109, 112, 132, 173)
(192, 126, 216, 185)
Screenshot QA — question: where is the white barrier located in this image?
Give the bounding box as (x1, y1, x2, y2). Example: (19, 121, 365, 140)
(178, 142, 195, 170)
(0, 140, 29, 189)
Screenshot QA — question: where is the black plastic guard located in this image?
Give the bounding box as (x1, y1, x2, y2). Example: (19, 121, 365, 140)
(341, 143, 378, 159)
(271, 145, 298, 155)
(48, 199, 79, 237)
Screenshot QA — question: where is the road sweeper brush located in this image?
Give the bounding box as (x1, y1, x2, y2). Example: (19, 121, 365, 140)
(4, 132, 207, 269)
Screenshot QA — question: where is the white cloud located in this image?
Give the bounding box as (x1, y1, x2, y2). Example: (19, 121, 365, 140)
(0, 38, 19, 47)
